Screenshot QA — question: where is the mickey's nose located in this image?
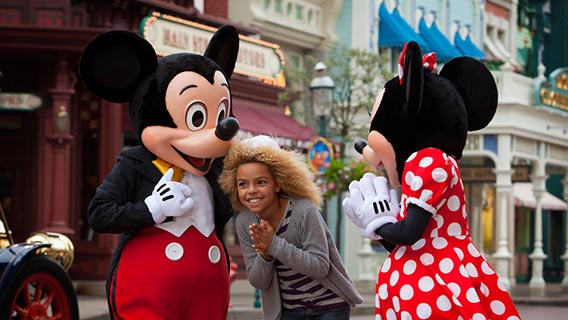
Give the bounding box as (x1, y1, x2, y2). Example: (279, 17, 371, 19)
(215, 117, 240, 141)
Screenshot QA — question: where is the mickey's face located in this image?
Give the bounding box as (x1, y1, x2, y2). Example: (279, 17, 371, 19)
(141, 70, 234, 176)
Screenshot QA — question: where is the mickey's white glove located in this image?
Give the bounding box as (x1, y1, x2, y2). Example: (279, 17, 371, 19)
(145, 168, 194, 224)
(342, 173, 399, 240)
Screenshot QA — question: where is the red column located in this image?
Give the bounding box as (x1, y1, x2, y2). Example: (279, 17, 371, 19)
(43, 58, 76, 235)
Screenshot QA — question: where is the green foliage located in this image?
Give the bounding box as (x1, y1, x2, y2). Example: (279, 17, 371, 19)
(319, 157, 381, 199)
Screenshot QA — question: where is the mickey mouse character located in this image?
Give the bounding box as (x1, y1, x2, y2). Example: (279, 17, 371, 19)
(343, 42, 520, 319)
(80, 25, 240, 319)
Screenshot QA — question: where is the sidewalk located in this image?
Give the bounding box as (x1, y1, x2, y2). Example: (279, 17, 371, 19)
(77, 280, 568, 320)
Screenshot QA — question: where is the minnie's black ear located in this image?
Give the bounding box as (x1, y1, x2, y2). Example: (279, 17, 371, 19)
(204, 25, 240, 79)
(440, 57, 498, 131)
(79, 30, 158, 103)
(401, 41, 424, 119)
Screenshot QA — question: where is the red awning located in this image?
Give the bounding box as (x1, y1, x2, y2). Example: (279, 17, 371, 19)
(233, 98, 315, 148)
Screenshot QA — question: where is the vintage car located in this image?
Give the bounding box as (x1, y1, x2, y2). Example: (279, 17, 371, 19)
(0, 203, 78, 319)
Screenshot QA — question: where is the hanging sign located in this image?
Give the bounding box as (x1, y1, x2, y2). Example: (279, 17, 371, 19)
(535, 67, 568, 112)
(140, 11, 286, 87)
(0, 93, 42, 111)
(307, 137, 334, 175)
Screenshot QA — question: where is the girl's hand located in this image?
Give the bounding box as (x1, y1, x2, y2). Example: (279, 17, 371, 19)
(249, 220, 274, 259)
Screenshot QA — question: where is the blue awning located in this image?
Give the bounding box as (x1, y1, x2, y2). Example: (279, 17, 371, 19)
(418, 18, 462, 62)
(454, 32, 485, 59)
(378, 4, 430, 51)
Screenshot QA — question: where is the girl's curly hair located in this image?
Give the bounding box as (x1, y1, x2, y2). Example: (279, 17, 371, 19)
(219, 138, 322, 212)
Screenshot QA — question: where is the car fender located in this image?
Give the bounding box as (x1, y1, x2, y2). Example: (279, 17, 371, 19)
(0, 242, 51, 296)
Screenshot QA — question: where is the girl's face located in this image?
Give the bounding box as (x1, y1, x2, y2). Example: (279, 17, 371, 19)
(236, 162, 281, 217)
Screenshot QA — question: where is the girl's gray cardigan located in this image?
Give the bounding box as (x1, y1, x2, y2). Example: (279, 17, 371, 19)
(235, 198, 363, 320)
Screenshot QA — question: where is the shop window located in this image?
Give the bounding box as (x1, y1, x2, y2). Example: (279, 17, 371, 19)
(275, 0, 282, 14)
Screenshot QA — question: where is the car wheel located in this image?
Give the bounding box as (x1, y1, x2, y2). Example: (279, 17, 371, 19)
(1, 255, 79, 320)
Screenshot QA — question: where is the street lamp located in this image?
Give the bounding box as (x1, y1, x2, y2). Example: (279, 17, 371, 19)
(309, 62, 334, 137)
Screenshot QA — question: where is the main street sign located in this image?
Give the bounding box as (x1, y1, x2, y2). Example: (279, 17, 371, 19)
(140, 11, 286, 87)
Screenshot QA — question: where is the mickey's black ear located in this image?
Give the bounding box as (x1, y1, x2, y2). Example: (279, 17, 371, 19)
(401, 41, 424, 119)
(204, 25, 240, 79)
(440, 57, 498, 131)
(79, 30, 158, 103)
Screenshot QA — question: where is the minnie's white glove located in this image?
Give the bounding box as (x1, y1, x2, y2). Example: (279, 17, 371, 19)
(342, 173, 399, 240)
(145, 168, 194, 224)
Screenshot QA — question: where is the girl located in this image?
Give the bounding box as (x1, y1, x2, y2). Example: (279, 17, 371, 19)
(219, 135, 362, 320)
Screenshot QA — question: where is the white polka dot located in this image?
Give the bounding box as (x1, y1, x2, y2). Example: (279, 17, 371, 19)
(507, 317, 521, 320)
(393, 296, 400, 312)
(468, 243, 481, 257)
(447, 195, 461, 211)
(403, 260, 417, 275)
(466, 288, 480, 303)
(447, 222, 462, 235)
(418, 276, 434, 292)
(451, 174, 459, 188)
(420, 189, 433, 202)
(466, 263, 479, 278)
(497, 278, 508, 291)
(420, 253, 434, 266)
(375, 315, 382, 320)
(400, 284, 414, 300)
(433, 238, 448, 249)
(405, 171, 415, 186)
(481, 261, 495, 275)
(417, 303, 432, 319)
(378, 283, 389, 299)
(432, 167, 448, 182)
(434, 214, 444, 228)
(472, 313, 486, 320)
(439, 258, 454, 274)
(381, 257, 392, 273)
(386, 308, 396, 320)
(452, 295, 463, 306)
(491, 300, 506, 315)
(480, 282, 490, 297)
(394, 246, 406, 260)
(448, 282, 461, 297)
(436, 295, 452, 311)
(411, 176, 424, 191)
(459, 265, 469, 278)
(436, 198, 447, 210)
(454, 247, 464, 260)
(407, 152, 418, 162)
(456, 235, 466, 240)
(401, 311, 412, 320)
(419, 157, 434, 167)
(457, 317, 464, 320)
(390, 270, 400, 286)
(412, 239, 426, 250)
(375, 293, 380, 307)
(435, 273, 446, 285)
(462, 205, 468, 219)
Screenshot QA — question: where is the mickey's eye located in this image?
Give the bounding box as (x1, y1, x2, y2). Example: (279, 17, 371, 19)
(185, 102, 207, 131)
(216, 99, 228, 125)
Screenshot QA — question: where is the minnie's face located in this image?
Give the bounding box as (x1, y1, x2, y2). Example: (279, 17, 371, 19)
(141, 70, 234, 176)
(360, 88, 401, 187)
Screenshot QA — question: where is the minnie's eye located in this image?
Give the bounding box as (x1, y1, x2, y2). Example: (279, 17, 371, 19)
(216, 99, 228, 125)
(185, 102, 207, 131)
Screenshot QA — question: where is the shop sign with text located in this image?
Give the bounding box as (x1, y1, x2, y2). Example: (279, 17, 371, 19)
(0, 92, 42, 111)
(535, 67, 568, 112)
(140, 12, 286, 87)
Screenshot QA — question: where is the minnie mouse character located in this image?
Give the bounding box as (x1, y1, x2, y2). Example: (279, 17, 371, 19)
(80, 25, 240, 319)
(343, 42, 520, 319)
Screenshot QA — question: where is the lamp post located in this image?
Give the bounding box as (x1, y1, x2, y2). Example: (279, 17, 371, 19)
(309, 62, 334, 137)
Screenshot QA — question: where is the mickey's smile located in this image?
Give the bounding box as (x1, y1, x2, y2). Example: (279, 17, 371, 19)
(172, 145, 211, 172)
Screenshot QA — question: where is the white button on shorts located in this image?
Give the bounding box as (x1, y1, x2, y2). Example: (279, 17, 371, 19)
(165, 242, 184, 261)
(209, 245, 221, 264)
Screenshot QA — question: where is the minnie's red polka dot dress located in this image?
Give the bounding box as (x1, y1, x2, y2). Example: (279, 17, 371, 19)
(375, 148, 520, 320)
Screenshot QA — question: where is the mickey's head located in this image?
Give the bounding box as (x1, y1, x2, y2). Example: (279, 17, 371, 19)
(357, 41, 498, 186)
(80, 25, 240, 176)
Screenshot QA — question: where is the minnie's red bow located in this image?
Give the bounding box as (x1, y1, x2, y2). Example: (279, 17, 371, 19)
(398, 43, 437, 85)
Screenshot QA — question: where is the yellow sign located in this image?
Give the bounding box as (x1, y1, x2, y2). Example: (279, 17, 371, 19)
(140, 12, 286, 87)
(535, 67, 568, 112)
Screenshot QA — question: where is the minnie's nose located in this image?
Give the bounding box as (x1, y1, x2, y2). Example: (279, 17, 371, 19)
(354, 140, 367, 154)
(215, 117, 240, 141)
